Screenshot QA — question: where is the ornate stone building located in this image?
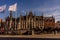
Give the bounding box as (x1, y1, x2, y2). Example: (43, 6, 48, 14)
(17, 12, 44, 29)
(5, 11, 44, 34)
(17, 11, 44, 34)
(5, 11, 55, 34)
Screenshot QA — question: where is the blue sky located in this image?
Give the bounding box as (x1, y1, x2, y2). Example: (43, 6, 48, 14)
(0, 0, 60, 22)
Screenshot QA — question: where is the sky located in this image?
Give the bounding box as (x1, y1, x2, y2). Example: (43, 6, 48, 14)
(0, 0, 60, 22)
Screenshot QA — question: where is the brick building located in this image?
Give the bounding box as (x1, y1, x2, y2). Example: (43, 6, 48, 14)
(44, 16, 55, 28)
(55, 21, 60, 28)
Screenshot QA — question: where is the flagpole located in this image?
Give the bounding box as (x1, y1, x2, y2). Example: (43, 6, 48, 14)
(15, 11, 17, 31)
(14, 8, 17, 32)
(16, 8, 17, 31)
(4, 9, 7, 34)
(2, 5, 6, 34)
(0, 5, 6, 32)
(4, 5, 6, 33)
(8, 3, 17, 34)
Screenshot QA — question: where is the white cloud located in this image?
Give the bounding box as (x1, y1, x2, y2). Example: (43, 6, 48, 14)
(34, 6, 60, 12)
(33, 5, 60, 22)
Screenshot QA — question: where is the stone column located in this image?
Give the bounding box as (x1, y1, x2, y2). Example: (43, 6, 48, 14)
(9, 20, 12, 29)
(19, 20, 21, 29)
(26, 12, 28, 30)
(22, 20, 23, 29)
(29, 18, 30, 30)
(32, 19, 33, 28)
(39, 20, 40, 28)
(24, 21, 25, 29)
(26, 20, 27, 29)
(34, 15, 36, 28)
(18, 22, 20, 30)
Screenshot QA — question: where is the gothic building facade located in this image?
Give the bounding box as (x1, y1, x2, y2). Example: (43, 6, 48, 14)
(17, 11, 44, 30)
(5, 11, 55, 34)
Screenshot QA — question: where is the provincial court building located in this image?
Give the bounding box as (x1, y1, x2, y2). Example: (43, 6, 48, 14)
(5, 11, 55, 34)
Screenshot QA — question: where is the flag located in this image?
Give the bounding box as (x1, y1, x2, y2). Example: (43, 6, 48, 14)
(0, 5, 6, 13)
(9, 3, 17, 11)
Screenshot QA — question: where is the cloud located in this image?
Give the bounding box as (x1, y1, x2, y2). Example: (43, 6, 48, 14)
(34, 6, 60, 12)
(33, 5, 60, 22)
(21, 10, 26, 15)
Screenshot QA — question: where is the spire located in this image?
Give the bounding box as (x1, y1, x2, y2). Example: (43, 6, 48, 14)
(34, 13, 36, 21)
(10, 11, 12, 19)
(52, 15, 55, 21)
(52, 14, 55, 18)
(29, 11, 33, 16)
(20, 12, 22, 19)
(10, 11, 12, 16)
(20, 12, 22, 17)
(9, 11, 12, 30)
(26, 12, 28, 16)
(42, 12, 44, 16)
(34, 13, 36, 16)
(34, 13, 36, 18)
